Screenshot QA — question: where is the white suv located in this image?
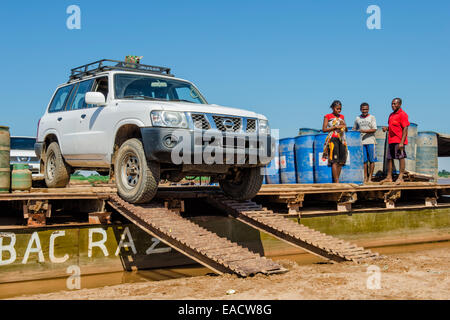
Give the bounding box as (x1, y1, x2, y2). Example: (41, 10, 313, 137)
(35, 59, 274, 203)
(10, 136, 40, 174)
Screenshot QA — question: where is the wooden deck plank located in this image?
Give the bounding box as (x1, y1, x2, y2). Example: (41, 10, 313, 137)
(0, 182, 447, 202)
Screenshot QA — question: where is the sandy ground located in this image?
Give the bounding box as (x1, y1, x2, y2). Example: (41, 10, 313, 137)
(11, 246, 450, 300)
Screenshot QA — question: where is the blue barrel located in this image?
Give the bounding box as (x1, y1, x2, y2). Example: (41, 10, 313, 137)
(405, 122, 418, 172)
(265, 140, 280, 184)
(374, 126, 387, 177)
(313, 133, 332, 183)
(340, 131, 364, 184)
(298, 128, 319, 136)
(393, 122, 417, 174)
(279, 138, 297, 184)
(294, 134, 315, 183)
(416, 131, 438, 181)
(405, 123, 418, 161)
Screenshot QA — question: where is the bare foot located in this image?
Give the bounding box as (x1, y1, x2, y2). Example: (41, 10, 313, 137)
(395, 178, 404, 184)
(381, 177, 393, 183)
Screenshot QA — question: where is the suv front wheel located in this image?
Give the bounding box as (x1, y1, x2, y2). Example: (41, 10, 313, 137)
(219, 167, 263, 200)
(44, 142, 71, 188)
(115, 138, 160, 204)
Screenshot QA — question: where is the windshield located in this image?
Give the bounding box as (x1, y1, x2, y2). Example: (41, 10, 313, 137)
(114, 74, 207, 104)
(11, 137, 36, 150)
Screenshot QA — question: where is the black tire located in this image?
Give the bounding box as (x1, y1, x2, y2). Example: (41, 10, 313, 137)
(115, 138, 160, 204)
(219, 167, 263, 200)
(44, 142, 71, 188)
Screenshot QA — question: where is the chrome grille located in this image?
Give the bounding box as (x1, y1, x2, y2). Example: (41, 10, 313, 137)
(246, 119, 257, 133)
(212, 116, 242, 132)
(191, 114, 210, 130)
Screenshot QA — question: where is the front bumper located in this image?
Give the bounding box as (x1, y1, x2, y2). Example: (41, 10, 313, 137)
(140, 127, 274, 166)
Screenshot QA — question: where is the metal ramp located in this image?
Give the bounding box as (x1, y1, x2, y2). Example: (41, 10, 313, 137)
(206, 194, 379, 263)
(107, 195, 286, 277)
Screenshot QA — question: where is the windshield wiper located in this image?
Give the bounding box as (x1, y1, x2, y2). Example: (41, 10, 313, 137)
(123, 95, 163, 101)
(171, 99, 194, 103)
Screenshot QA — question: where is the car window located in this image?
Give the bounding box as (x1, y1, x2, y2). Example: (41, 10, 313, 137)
(87, 77, 109, 108)
(173, 86, 202, 104)
(114, 74, 207, 104)
(69, 79, 94, 110)
(48, 85, 74, 113)
(10, 138, 36, 150)
(92, 77, 109, 97)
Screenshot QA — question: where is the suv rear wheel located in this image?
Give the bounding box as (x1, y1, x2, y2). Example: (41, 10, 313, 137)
(115, 138, 160, 204)
(219, 167, 263, 200)
(44, 142, 71, 188)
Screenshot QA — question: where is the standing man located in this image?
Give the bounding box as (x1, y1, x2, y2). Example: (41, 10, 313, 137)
(382, 98, 410, 183)
(353, 102, 377, 183)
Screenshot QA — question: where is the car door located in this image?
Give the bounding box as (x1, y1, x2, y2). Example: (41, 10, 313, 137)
(74, 76, 110, 165)
(42, 84, 75, 156)
(60, 79, 94, 163)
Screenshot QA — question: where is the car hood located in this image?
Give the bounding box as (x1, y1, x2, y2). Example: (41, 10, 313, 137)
(155, 101, 267, 119)
(10, 150, 37, 158)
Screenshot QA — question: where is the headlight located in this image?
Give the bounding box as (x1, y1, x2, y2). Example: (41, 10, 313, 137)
(151, 111, 188, 128)
(259, 119, 270, 134)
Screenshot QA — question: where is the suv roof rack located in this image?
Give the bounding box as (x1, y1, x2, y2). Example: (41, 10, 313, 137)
(69, 59, 173, 81)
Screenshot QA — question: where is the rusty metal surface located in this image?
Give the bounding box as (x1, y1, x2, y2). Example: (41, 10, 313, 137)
(107, 195, 286, 277)
(88, 212, 112, 224)
(206, 194, 380, 263)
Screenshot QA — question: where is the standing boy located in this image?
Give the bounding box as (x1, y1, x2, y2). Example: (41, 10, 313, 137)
(382, 98, 410, 183)
(353, 103, 377, 182)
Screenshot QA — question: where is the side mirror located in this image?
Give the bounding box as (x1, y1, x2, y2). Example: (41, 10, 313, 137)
(85, 92, 106, 106)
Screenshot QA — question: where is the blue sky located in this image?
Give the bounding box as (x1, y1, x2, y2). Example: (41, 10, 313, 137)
(0, 0, 449, 168)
